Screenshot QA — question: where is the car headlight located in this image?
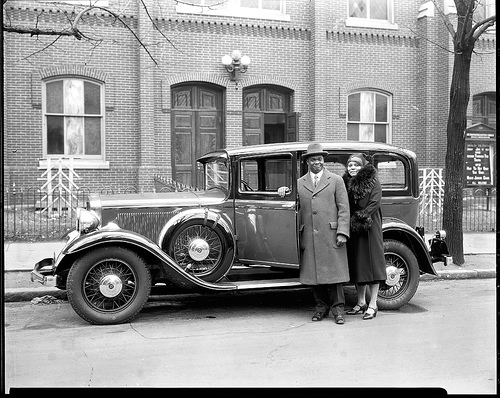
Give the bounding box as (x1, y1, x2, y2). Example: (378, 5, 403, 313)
(76, 208, 100, 234)
(435, 230, 446, 240)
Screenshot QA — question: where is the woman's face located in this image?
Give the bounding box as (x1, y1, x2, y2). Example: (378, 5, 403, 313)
(347, 161, 362, 176)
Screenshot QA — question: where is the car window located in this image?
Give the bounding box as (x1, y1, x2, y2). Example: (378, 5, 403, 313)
(239, 154, 293, 194)
(372, 153, 409, 192)
(313, 151, 410, 195)
(324, 156, 348, 176)
(205, 158, 229, 191)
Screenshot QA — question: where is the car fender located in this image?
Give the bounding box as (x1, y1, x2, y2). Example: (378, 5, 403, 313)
(158, 207, 236, 258)
(55, 226, 237, 291)
(382, 218, 437, 276)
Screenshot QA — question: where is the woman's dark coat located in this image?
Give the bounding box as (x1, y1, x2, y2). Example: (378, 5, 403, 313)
(343, 164, 386, 284)
(298, 168, 350, 285)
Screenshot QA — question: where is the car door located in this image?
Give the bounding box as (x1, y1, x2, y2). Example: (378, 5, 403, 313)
(234, 152, 300, 268)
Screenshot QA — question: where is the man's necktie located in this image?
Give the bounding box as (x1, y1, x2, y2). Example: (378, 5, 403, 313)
(314, 175, 318, 187)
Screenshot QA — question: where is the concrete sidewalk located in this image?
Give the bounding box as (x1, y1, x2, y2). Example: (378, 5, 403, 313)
(3, 232, 497, 302)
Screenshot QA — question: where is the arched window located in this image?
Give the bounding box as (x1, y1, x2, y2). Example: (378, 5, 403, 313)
(43, 77, 105, 160)
(347, 90, 392, 143)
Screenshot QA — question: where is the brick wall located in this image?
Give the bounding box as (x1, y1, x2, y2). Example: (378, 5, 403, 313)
(3, 0, 496, 191)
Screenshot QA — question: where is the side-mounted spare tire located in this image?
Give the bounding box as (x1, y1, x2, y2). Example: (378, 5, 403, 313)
(377, 239, 420, 310)
(67, 246, 151, 325)
(166, 218, 235, 282)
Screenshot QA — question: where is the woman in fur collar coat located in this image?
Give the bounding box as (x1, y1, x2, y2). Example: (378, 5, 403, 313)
(342, 153, 386, 320)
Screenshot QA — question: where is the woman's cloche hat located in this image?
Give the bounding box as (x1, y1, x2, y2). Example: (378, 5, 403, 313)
(347, 153, 368, 166)
(301, 142, 329, 159)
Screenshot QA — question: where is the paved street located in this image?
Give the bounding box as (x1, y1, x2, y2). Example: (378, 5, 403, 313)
(4, 278, 496, 394)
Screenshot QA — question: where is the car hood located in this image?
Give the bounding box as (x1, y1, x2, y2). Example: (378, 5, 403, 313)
(96, 189, 227, 210)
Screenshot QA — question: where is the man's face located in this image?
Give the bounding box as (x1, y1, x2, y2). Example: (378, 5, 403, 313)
(307, 155, 324, 174)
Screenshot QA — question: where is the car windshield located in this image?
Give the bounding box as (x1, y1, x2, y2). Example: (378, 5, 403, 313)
(204, 157, 229, 191)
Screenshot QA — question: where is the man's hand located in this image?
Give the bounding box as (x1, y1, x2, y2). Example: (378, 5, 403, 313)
(336, 234, 347, 247)
(277, 186, 291, 198)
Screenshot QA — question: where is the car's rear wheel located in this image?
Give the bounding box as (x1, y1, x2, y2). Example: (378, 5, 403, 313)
(377, 239, 419, 310)
(166, 219, 234, 282)
(67, 246, 151, 325)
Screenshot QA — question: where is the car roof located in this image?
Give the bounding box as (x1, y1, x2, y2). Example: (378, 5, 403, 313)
(198, 141, 416, 162)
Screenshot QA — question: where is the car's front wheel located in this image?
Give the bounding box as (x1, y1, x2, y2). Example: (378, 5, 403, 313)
(377, 239, 419, 310)
(67, 246, 151, 325)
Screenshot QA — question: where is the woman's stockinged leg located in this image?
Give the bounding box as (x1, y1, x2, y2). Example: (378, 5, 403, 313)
(356, 284, 367, 307)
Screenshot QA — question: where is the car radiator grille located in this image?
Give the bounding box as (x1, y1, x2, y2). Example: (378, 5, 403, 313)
(115, 211, 178, 243)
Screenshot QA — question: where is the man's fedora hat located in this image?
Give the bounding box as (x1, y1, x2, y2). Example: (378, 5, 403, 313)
(301, 142, 329, 159)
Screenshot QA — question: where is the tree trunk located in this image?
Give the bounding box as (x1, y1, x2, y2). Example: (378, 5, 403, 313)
(442, 48, 473, 265)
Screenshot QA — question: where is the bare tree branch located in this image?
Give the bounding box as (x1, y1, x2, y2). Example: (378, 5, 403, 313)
(469, 14, 496, 40)
(431, 0, 456, 37)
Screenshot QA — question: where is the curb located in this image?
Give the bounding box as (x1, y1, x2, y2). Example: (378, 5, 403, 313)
(4, 287, 68, 303)
(421, 269, 496, 281)
(4, 269, 496, 303)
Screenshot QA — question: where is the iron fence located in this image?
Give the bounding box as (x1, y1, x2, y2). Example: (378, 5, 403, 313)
(3, 185, 497, 241)
(417, 189, 496, 232)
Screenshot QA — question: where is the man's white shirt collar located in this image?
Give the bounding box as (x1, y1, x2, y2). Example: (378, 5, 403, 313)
(310, 169, 323, 181)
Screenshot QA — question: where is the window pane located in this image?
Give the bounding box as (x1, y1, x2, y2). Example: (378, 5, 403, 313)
(268, 92, 284, 111)
(47, 116, 64, 154)
(241, 0, 258, 8)
(347, 123, 359, 140)
(244, 91, 261, 110)
(46, 81, 64, 113)
(348, 93, 360, 121)
(374, 125, 387, 142)
(173, 89, 192, 109)
(84, 117, 102, 155)
(371, 0, 388, 20)
(65, 117, 84, 155)
(375, 94, 387, 122)
(64, 79, 84, 115)
(350, 0, 367, 17)
(84, 81, 101, 115)
(359, 124, 374, 141)
(241, 160, 259, 189)
(199, 89, 217, 109)
(360, 92, 374, 122)
(262, 0, 281, 11)
(376, 158, 406, 189)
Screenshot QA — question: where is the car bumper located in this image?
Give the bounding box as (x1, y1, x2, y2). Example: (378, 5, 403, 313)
(31, 230, 80, 287)
(31, 257, 57, 287)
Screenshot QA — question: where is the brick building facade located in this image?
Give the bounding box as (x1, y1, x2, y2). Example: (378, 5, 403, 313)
(3, 0, 496, 192)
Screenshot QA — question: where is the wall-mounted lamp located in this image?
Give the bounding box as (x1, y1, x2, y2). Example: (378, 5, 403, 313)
(221, 50, 251, 81)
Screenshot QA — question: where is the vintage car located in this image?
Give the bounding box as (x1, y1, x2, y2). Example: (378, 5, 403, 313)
(32, 141, 449, 325)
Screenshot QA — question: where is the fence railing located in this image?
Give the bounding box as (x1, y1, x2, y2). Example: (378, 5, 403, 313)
(417, 189, 496, 232)
(3, 185, 496, 241)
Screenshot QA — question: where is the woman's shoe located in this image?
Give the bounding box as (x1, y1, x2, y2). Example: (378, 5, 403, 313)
(363, 306, 378, 320)
(346, 303, 368, 315)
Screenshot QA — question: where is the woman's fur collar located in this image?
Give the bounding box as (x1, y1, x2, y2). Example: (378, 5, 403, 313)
(343, 163, 377, 200)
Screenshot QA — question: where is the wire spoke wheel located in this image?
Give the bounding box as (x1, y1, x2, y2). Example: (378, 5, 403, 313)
(166, 218, 234, 282)
(377, 239, 419, 310)
(172, 224, 223, 276)
(67, 246, 151, 325)
(83, 259, 138, 312)
(379, 252, 408, 300)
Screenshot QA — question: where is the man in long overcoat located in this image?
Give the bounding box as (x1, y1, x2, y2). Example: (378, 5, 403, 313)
(281, 143, 350, 324)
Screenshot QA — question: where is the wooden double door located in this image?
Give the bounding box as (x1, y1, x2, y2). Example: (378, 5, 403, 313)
(171, 84, 223, 188)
